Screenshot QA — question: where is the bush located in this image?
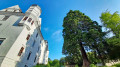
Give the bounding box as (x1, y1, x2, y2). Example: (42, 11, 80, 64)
(34, 64, 47, 67)
(112, 63, 120, 67)
(75, 64, 79, 67)
(90, 64, 97, 67)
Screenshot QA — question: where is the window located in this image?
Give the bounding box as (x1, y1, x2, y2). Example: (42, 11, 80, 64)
(24, 65, 28, 67)
(0, 38, 5, 45)
(0, 24, 2, 26)
(37, 46, 40, 52)
(0, 15, 5, 20)
(27, 52, 31, 60)
(40, 40, 41, 43)
(2, 16, 9, 21)
(18, 47, 24, 56)
(34, 56, 37, 62)
(36, 33, 38, 38)
(0, 40, 3, 45)
(32, 40, 35, 47)
(26, 34, 30, 40)
(23, 17, 28, 21)
(31, 21, 34, 25)
(28, 18, 32, 22)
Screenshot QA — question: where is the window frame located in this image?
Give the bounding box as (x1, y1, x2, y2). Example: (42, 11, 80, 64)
(18, 47, 24, 56)
(31, 21, 34, 25)
(28, 18, 32, 22)
(27, 51, 32, 60)
(0, 38, 5, 45)
(23, 17, 28, 21)
(24, 65, 28, 67)
(36, 33, 38, 38)
(32, 40, 35, 47)
(0, 40, 3, 45)
(34, 56, 37, 62)
(2, 16, 10, 21)
(37, 46, 40, 52)
(26, 34, 30, 40)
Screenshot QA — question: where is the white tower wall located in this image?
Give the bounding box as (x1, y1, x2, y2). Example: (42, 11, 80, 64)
(0, 5, 49, 67)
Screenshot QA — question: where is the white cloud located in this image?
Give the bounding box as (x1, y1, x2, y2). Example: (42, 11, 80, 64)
(52, 30, 63, 42)
(44, 28, 49, 31)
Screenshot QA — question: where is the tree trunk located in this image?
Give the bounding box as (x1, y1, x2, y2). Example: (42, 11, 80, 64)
(79, 42, 90, 67)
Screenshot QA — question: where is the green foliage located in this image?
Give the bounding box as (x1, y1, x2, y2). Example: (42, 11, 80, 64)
(112, 63, 120, 67)
(59, 57, 65, 66)
(100, 11, 120, 38)
(34, 64, 47, 67)
(34, 59, 61, 67)
(49, 60, 53, 66)
(51, 59, 59, 66)
(62, 10, 105, 66)
(75, 64, 79, 67)
(90, 64, 97, 67)
(100, 11, 120, 60)
(46, 63, 50, 67)
(48, 58, 51, 61)
(87, 52, 101, 64)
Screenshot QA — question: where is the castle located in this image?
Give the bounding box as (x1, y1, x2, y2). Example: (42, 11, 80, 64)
(0, 4, 49, 67)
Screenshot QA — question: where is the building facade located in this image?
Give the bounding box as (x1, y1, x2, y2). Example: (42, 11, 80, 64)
(0, 5, 49, 67)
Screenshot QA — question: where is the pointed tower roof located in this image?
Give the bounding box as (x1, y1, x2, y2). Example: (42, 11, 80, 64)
(0, 5, 22, 12)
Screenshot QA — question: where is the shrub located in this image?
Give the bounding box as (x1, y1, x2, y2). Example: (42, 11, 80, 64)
(90, 64, 97, 67)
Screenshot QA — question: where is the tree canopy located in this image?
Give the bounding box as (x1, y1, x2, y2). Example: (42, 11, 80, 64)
(62, 10, 105, 67)
(100, 11, 120, 59)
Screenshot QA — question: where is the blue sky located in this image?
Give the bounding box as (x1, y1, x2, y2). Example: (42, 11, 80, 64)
(0, 0, 120, 60)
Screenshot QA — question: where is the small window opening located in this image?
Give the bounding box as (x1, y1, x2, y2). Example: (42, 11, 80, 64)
(2, 16, 9, 21)
(18, 47, 24, 56)
(26, 34, 30, 40)
(27, 52, 32, 60)
(28, 18, 32, 22)
(23, 17, 28, 21)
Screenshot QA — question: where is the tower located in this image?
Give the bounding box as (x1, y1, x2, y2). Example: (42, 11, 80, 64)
(0, 5, 49, 67)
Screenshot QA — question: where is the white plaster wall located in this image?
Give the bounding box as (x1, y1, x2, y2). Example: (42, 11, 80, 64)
(0, 15, 24, 67)
(44, 51, 49, 64)
(0, 5, 49, 67)
(1, 16, 41, 67)
(38, 40, 46, 64)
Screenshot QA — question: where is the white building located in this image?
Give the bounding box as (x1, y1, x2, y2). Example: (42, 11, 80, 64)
(0, 4, 49, 67)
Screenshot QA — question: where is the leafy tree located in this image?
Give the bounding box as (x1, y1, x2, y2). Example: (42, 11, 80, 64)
(62, 10, 104, 67)
(48, 58, 51, 61)
(100, 11, 120, 38)
(84, 21, 108, 65)
(105, 37, 120, 59)
(65, 55, 82, 65)
(51, 59, 60, 67)
(87, 52, 101, 64)
(46, 63, 50, 67)
(59, 57, 65, 66)
(100, 11, 120, 60)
